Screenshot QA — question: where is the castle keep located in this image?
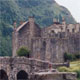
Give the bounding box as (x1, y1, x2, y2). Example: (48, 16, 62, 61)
(13, 17, 80, 63)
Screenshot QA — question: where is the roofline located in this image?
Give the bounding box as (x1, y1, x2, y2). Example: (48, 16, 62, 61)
(16, 21, 28, 32)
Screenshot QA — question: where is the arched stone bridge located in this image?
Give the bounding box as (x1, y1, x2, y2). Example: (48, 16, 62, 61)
(0, 57, 76, 80)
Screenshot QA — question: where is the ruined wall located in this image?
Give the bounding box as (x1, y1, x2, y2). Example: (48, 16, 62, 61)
(32, 38, 65, 63)
(68, 33, 80, 54)
(31, 32, 80, 63)
(18, 22, 30, 49)
(13, 21, 41, 56)
(12, 18, 80, 62)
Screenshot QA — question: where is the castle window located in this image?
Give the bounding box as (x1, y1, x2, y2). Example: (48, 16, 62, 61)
(60, 33, 62, 38)
(51, 30, 55, 33)
(43, 41, 46, 49)
(72, 28, 75, 33)
(61, 27, 63, 30)
(67, 29, 69, 32)
(55, 33, 58, 37)
(49, 30, 55, 37)
(60, 26, 63, 30)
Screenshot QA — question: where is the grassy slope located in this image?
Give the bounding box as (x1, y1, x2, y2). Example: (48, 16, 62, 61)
(71, 60, 80, 80)
(70, 60, 80, 71)
(58, 60, 80, 80)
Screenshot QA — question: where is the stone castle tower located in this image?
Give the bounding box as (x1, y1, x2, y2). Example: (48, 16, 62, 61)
(12, 17, 80, 63)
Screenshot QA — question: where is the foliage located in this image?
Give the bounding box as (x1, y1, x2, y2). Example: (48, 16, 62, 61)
(75, 70, 80, 79)
(58, 60, 80, 80)
(75, 54, 80, 59)
(64, 52, 80, 61)
(17, 47, 30, 57)
(58, 67, 71, 72)
(64, 52, 76, 61)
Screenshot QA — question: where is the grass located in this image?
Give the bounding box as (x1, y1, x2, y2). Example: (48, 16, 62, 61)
(58, 60, 80, 80)
(70, 60, 80, 71)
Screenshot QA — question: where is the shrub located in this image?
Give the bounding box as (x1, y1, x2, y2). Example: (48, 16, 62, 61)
(75, 54, 80, 59)
(17, 47, 30, 57)
(64, 52, 76, 61)
(58, 67, 71, 72)
(75, 70, 80, 79)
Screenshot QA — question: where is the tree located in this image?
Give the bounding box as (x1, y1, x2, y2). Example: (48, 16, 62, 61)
(17, 47, 30, 57)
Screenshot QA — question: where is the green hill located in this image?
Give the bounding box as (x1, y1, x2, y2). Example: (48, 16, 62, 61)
(0, 0, 76, 56)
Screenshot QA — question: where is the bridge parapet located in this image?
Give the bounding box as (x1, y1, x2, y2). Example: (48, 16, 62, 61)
(31, 72, 77, 80)
(0, 57, 69, 69)
(0, 57, 76, 80)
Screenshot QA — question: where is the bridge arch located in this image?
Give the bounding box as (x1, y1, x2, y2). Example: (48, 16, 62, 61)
(0, 69, 8, 80)
(17, 70, 29, 80)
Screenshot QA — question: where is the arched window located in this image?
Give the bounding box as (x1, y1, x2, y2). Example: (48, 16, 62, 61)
(51, 30, 55, 33)
(17, 70, 28, 80)
(43, 41, 46, 50)
(67, 29, 69, 32)
(49, 30, 55, 37)
(0, 69, 8, 80)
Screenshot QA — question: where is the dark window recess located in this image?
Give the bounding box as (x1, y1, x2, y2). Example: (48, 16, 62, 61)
(72, 28, 75, 33)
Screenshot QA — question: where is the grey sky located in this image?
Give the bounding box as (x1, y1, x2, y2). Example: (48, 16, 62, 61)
(55, 0, 80, 22)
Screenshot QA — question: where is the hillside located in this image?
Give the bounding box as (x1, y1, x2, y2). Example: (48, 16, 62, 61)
(0, 0, 76, 56)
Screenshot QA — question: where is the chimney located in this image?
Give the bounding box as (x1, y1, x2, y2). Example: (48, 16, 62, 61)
(29, 16, 35, 24)
(13, 22, 17, 30)
(28, 16, 35, 37)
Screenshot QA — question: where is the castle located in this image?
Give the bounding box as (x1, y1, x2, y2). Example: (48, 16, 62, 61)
(13, 17, 80, 63)
(0, 17, 80, 80)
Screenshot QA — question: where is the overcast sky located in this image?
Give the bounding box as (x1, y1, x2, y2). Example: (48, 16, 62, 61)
(55, 0, 80, 22)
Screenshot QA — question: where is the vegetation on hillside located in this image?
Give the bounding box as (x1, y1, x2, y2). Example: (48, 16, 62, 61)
(0, 0, 76, 56)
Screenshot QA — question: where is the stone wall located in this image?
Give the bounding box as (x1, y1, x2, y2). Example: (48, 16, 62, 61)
(0, 57, 77, 80)
(32, 37, 65, 63)
(31, 72, 77, 80)
(12, 18, 80, 63)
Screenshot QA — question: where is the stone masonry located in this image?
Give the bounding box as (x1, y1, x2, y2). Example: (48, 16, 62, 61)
(0, 16, 79, 80)
(12, 17, 80, 63)
(0, 57, 77, 80)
